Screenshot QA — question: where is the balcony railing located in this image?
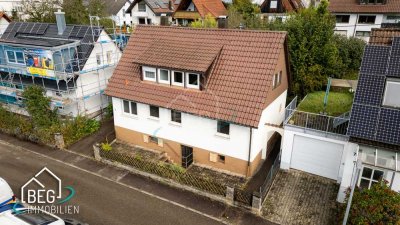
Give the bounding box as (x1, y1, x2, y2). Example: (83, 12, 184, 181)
(284, 108, 349, 136)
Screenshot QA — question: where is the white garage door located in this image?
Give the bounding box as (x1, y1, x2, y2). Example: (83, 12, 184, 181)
(291, 135, 344, 180)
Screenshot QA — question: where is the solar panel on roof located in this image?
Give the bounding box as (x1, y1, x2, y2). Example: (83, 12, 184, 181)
(36, 23, 49, 35)
(77, 27, 89, 38)
(376, 108, 400, 145)
(360, 45, 390, 75)
(348, 104, 379, 140)
(387, 55, 400, 77)
(69, 26, 81, 37)
(390, 37, 400, 56)
(354, 73, 385, 106)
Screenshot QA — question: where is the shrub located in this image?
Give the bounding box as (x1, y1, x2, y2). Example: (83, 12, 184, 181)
(340, 180, 400, 225)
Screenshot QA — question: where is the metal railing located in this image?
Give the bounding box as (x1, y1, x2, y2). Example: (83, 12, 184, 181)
(284, 96, 298, 123)
(259, 152, 281, 201)
(284, 109, 349, 136)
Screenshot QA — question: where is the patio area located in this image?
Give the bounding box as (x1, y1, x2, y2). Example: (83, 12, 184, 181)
(262, 170, 339, 225)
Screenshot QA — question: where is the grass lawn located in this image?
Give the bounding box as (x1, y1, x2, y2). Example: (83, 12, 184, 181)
(297, 91, 354, 116)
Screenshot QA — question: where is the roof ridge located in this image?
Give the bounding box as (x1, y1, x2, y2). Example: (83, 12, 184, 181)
(135, 25, 288, 34)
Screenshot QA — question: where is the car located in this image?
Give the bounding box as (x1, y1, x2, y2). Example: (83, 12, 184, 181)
(0, 208, 65, 225)
(0, 177, 15, 208)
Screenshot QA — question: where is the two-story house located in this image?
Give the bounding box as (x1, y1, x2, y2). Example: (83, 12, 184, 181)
(172, 0, 227, 26)
(126, 0, 179, 26)
(0, 11, 121, 117)
(106, 25, 290, 177)
(329, 0, 400, 42)
(0, 12, 11, 38)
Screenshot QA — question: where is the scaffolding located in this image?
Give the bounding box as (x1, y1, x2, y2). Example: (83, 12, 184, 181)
(0, 15, 123, 119)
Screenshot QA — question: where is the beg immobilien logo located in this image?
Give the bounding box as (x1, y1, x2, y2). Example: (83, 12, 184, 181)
(16, 167, 79, 215)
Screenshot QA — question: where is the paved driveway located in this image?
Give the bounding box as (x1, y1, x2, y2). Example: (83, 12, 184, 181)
(262, 170, 339, 225)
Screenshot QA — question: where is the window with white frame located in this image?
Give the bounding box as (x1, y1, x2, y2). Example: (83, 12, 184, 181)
(186, 73, 200, 89)
(270, 0, 277, 8)
(6, 50, 25, 64)
(172, 71, 184, 87)
(158, 69, 170, 84)
(143, 66, 157, 82)
(272, 71, 282, 89)
(138, 1, 146, 12)
(358, 166, 385, 189)
(217, 121, 230, 135)
(123, 100, 137, 115)
(171, 110, 181, 123)
(359, 147, 399, 171)
(383, 79, 400, 108)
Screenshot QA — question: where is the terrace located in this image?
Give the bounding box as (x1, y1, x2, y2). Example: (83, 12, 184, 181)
(284, 91, 354, 137)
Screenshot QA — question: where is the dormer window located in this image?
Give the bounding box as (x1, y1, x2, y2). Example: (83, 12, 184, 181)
(186, 73, 200, 89)
(143, 66, 156, 82)
(172, 71, 184, 87)
(158, 69, 170, 84)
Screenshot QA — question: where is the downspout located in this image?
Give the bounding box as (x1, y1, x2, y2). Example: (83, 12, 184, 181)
(247, 127, 253, 177)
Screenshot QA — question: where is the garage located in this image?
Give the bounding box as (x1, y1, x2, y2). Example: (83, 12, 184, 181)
(291, 135, 344, 180)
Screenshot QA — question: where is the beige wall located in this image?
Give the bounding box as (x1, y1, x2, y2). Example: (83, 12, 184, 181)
(115, 126, 262, 177)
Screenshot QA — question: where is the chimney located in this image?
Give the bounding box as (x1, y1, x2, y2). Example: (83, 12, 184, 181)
(55, 9, 66, 35)
(168, 0, 173, 10)
(217, 16, 228, 29)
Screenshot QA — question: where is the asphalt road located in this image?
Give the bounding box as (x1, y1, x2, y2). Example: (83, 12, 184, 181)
(0, 142, 225, 225)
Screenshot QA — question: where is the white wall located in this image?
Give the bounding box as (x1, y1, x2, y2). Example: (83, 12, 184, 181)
(0, 0, 22, 15)
(391, 172, 400, 192)
(113, 97, 254, 161)
(0, 18, 10, 38)
(114, 1, 133, 27)
(131, 2, 164, 25)
(334, 13, 386, 42)
(251, 90, 287, 161)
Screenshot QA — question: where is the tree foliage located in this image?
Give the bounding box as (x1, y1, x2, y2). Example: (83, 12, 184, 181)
(62, 0, 89, 24)
(227, 0, 265, 29)
(190, 14, 217, 28)
(22, 85, 59, 128)
(21, 0, 61, 23)
(341, 181, 400, 225)
(333, 34, 366, 74)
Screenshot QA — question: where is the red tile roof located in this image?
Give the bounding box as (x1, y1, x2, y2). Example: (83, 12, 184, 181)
(174, 0, 227, 19)
(369, 28, 400, 45)
(106, 26, 287, 127)
(328, 0, 400, 13)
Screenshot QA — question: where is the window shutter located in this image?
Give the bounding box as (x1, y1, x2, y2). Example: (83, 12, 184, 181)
(158, 138, 163, 147)
(143, 135, 149, 143)
(209, 153, 217, 162)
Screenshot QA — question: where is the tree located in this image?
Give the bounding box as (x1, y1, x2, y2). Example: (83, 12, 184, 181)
(87, 0, 106, 17)
(190, 14, 217, 28)
(340, 181, 400, 224)
(22, 85, 59, 128)
(21, 0, 61, 23)
(333, 34, 366, 77)
(62, 0, 89, 24)
(227, 0, 265, 29)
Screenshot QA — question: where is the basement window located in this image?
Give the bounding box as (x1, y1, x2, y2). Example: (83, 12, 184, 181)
(383, 79, 400, 108)
(218, 155, 225, 163)
(186, 73, 200, 89)
(149, 136, 158, 144)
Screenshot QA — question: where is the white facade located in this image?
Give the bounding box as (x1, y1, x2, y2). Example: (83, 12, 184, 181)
(112, 90, 287, 164)
(0, 17, 10, 38)
(0, 0, 23, 16)
(130, 2, 172, 25)
(334, 13, 400, 42)
(113, 0, 134, 27)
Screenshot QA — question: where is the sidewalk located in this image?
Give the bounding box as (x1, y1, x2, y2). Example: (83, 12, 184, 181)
(0, 132, 276, 225)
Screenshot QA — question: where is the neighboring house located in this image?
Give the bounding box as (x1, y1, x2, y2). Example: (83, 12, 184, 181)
(329, 0, 400, 42)
(0, 12, 121, 117)
(126, 0, 179, 26)
(173, 0, 227, 26)
(103, 0, 134, 27)
(281, 28, 400, 203)
(106, 25, 290, 177)
(0, 12, 11, 38)
(260, 0, 305, 21)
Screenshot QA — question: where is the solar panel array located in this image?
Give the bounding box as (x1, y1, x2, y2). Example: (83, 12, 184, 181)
(360, 45, 390, 75)
(354, 73, 385, 106)
(348, 35, 400, 147)
(376, 108, 400, 145)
